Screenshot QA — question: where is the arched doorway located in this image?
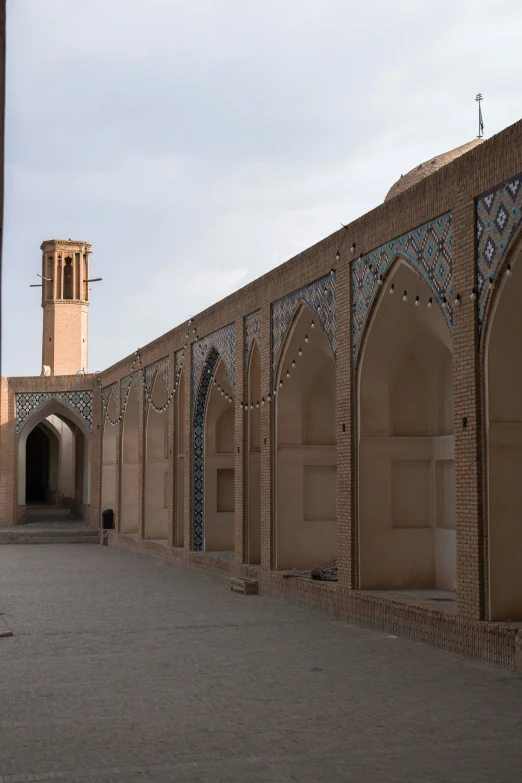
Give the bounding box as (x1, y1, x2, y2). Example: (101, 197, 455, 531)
(358, 261, 455, 590)
(121, 384, 140, 534)
(18, 399, 91, 522)
(101, 390, 118, 515)
(193, 348, 235, 552)
(204, 357, 235, 551)
(486, 241, 522, 620)
(144, 373, 169, 540)
(25, 425, 53, 503)
(275, 303, 337, 570)
(246, 341, 261, 564)
(175, 370, 185, 547)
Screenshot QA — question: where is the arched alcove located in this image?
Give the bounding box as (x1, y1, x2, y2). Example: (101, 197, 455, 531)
(358, 260, 455, 591)
(17, 399, 91, 521)
(121, 386, 139, 535)
(275, 303, 337, 570)
(246, 341, 261, 564)
(144, 373, 169, 540)
(203, 357, 235, 551)
(175, 370, 185, 547)
(101, 391, 118, 514)
(486, 243, 522, 620)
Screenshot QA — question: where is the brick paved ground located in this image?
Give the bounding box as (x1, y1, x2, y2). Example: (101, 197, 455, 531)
(0, 545, 521, 783)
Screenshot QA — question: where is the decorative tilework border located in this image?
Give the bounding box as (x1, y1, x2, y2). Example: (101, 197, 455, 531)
(271, 273, 336, 378)
(175, 348, 185, 379)
(193, 347, 220, 551)
(191, 324, 235, 408)
(102, 384, 117, 417)
(120, 372, 140, 416)
(15, 391, 93, 436)
(476, 172, 522, 337)
(351, 213, 453, 364)
(144, 356, 169, 395)
(245, 310, 262, 364)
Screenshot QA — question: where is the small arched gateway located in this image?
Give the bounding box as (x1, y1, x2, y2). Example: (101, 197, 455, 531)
(484, 236, 522, 621)
(17, 395, 92, 522)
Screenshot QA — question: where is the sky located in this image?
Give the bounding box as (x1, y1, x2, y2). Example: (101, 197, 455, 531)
(2, 0, 521, 377)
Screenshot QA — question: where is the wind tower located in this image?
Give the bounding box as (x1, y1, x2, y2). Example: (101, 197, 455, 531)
(39, 239, 93, 376)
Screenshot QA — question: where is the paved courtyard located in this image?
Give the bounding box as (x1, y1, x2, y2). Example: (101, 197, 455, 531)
(0, 545, 521, 783)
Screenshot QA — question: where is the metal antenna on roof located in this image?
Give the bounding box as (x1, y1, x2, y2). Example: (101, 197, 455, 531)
(476, 94, 484, 139)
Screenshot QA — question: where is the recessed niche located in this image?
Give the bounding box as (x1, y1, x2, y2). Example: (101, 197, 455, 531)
(303, 465, 336, 521)
(217, 468, 234, 512)
(435, 460, 456, 529)
(391, 459, 431, 528)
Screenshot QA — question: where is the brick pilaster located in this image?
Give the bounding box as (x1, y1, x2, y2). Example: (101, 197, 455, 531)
(453, 191, 485, 619)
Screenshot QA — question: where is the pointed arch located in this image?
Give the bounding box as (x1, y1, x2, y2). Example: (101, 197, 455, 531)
(144, 371, 169, 540)
(484, 233, 522, 620)
(193, 348, 235, 552)
(17, 398, 91, 521)
(121, 379, 140, 534)
(358, 259, 455, 591)
(275, 301, 337, 571)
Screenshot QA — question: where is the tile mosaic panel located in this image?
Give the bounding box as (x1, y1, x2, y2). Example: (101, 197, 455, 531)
(351, 213, 453, 363)
(16, 390, 93, 436)
(244, 310, 262, 364)
(120, 372, 140, 415)
(102, 383, 117, 414)
(476, 172, 522, 337)
(175, 348, 185, 380)
(193, 347, 220, 551)
(271, 273, 336, 378)
(191, 324, 235, 408)
(144, 356, 170, 396)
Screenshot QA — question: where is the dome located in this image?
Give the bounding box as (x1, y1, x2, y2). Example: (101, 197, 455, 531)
(384, 139, 485, 202)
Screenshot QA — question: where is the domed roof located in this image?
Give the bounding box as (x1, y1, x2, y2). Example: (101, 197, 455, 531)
(384, 138, 485, 202)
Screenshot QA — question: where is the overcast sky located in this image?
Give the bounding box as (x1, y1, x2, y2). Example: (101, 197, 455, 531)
(2, 0, 521, 376)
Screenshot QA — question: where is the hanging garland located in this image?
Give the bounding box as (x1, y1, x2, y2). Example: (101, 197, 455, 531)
(98, 316, 235, 426)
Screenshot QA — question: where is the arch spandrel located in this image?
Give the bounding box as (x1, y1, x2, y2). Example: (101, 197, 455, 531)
(16, 392, 93, 439)
(191, 324, 235, 410)
(271, 272, 336, 380)
(477, 173, 522, 342)
(352, 213, 453, 366)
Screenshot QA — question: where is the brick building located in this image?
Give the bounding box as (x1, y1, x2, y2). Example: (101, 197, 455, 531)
(1, 116, 522, 671)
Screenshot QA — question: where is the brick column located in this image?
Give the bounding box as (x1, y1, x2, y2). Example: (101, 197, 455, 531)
(234, 319, 246, 567)
(335, 258, 357, 589)
(259, 303, 273, 570)
(0, 378, 15, 526)
(113, 385, 122, 533)
(91, 382, 103, 528)
(453, 191, 485, 620)
(167, 351, 175, 547)
(183, 346, 193, 550)
(137, 373, 145, 540)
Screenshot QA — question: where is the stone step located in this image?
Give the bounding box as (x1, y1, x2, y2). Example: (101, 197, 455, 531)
(0, 529, 99, 545)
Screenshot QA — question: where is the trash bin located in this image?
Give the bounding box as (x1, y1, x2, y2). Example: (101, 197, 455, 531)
(101, 508, 114, 530)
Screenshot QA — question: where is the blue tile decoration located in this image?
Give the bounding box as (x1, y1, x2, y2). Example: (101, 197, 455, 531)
(120, 372, 140, 415)
(191, 324, 235, 409)
(476, 173, 522, 337)
(193, 346, 220, 551)
(272, 273, 336, 378)
(351, 213, 453, 363)
(16, 390, 93, 436)
(245, 310, 262, 363)
(144, 356, 170, 397)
